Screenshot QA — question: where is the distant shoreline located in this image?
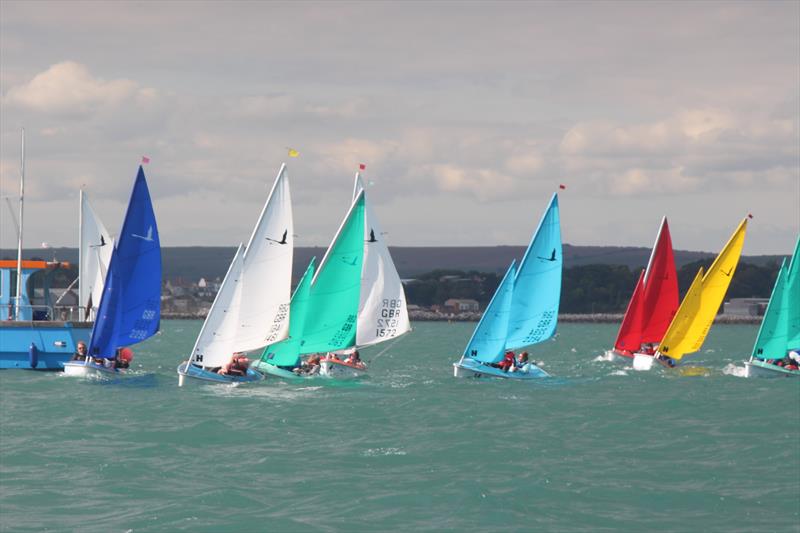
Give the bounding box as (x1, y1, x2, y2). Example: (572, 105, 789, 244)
(161, 312, 761, 324)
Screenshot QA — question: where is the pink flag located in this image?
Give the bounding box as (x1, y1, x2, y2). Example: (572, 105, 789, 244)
(141, 156, 150, 164)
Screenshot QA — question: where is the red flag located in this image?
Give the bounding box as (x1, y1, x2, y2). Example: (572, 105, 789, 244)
(141, 156, 150, 164)
(747, 213, 753, 219)
(559, 184, 566, 190)
(359, 163, 366, 170)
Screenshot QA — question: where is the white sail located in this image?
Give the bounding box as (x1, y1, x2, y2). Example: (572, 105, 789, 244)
(191, 244, 245, 368)
(235, 164, 293, 351)
(79, 191, 113, 319)
(352, 173, 411, 347)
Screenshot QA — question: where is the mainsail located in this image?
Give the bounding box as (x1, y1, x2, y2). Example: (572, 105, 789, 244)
(88, 166, 161, 358)
(658, 218, 748, 361)
(188, 165, 294, 368)
(751, 236, 800, 359)
(79, 191, 113, 319)
(505, 193, 562, 350)
(352, 173, 411, 347)
(296, 191, 365, 355)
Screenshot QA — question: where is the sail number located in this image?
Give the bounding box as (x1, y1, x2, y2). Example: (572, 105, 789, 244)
(264, 303, 289, 343)
(329, 314, 357, 346)
(375, 299, 403, 337)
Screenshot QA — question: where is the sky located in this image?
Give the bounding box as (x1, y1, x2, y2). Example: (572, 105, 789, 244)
(1, 1, 798, 256)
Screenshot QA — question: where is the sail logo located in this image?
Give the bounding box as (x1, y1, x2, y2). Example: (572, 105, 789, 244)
(266, 230, 289, 245)
(132, 226, 154, 242)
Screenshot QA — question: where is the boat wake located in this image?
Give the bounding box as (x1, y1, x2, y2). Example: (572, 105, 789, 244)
(722, 363, 747, 378)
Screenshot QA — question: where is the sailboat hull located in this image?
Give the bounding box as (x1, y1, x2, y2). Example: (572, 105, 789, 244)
(744, 360, 800, 378)
(319, 359, 367, 379)
(63, 360, 123, 378)
(453, 358, 550, 379)
(603, 349, 634, 363)
(176, 361, 264, 385)
(250, 360, 314, 380)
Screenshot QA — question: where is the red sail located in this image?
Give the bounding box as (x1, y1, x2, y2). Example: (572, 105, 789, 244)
(640, 218, 679, 343)
(613, 270, 646, 356)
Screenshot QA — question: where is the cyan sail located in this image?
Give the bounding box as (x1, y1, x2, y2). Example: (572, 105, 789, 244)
(463, 261, 516, 363)
(752, 236, 800, 359)
(505, 193, 562, 349)
(259, 258, 316, 368)
(297, 192, 365, 355)
(88, 166, 161, 358)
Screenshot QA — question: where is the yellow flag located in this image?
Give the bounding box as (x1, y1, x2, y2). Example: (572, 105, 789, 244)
(287, 148, 299, 158)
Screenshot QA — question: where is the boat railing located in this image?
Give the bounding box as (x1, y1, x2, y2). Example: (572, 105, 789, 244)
(3, 304, 92, 322)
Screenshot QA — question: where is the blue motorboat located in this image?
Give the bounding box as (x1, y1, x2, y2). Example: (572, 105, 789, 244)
(453, 193, 562, 379)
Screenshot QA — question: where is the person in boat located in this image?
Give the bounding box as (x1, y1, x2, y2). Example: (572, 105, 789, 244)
(512, 351, 529, 372)
(344, 350, 366, 369)
(492, 350, 516, 372)
(218, 353, 250, 376)
(113, 347, 134, 369)
(294, 354, 323, 376)
(70, 341, 89, 361)
(641, 343, 656, 355)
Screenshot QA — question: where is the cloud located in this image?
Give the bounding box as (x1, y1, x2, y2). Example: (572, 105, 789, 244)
(4, 61, 157, 116)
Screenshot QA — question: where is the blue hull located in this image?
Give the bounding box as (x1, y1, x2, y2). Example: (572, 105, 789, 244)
(454, 358, 550, 379)
(0, 321, 93, 370)
(177, 361, 264, 384)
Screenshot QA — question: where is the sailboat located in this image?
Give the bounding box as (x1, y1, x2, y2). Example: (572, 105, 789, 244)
(605, 217, 678, 362)
(632, 218, 749, 371)
(744, 236, 799, 378)
(254, 172, 410, 379)
(63, 166, 162, 378)
(177, 164, 293, 385)
(453, 193, 561, 379)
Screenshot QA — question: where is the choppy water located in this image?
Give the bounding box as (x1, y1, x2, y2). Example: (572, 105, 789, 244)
(1, 321, 798, 532)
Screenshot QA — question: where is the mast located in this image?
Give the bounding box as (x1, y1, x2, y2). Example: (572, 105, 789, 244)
(78, 188, 84, 317)
(14, 129, 25, 321)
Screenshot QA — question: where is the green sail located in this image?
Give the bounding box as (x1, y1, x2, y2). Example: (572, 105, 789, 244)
(752, 236, 800, 359)
(258, 258, 316, 368)
(298, 192, 365, 355)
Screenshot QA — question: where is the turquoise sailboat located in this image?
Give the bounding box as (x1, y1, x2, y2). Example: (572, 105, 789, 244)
(453, 193, 561, 379)
(744, 236, 800, 378)
(253, 191, 365, 378)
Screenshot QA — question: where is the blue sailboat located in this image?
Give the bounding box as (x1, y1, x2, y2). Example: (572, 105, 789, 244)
(453, 193, 561, 379)
(63, 166, 161, 378)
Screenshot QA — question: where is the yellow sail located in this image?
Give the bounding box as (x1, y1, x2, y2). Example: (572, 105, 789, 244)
(658, 218, 748, 360)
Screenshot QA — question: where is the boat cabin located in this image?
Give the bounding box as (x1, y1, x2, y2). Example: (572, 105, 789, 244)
(0, 260, 79, 322)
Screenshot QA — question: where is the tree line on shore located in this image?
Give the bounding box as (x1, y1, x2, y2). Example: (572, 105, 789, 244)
(404, 260, 780, 314)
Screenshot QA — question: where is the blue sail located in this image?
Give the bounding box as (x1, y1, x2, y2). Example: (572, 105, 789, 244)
(463, 261, 516, 364)
(88, 166, 161, 358)
(505, 193, 562, 349)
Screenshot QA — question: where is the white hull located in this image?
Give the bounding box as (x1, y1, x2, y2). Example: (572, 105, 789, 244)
(453, 364, 474, 378)
(632, 353, 655, 371)
(319, 359, 367, 379)
(63, 361, 121, 378)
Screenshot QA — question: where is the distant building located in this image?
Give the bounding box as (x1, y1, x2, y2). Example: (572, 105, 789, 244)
(723, 298, 768, 317)
(198, 277, 207, 288)
(444, 298, 480, 313)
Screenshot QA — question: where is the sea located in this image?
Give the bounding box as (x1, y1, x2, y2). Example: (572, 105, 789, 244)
(1, 321, 798, 533)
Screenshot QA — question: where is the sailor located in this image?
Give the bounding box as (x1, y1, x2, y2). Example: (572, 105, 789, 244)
(345, 350, 366, 369)
(294, 354, 322, 375)
(114, 347, 134, 369)
(495, 350, 515, 372)
(219, 353, 250, 376)
(512, 351, 529, 372)
(71, 341, 89, 361)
